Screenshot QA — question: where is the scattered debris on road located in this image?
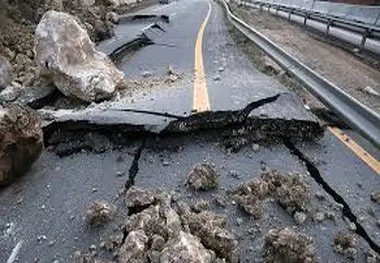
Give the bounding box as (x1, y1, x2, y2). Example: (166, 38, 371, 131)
(84, 201, 117, 227)
(263, 228, 315, 263)
(232, 171, 311, 219)
(186, 163, 220, 191)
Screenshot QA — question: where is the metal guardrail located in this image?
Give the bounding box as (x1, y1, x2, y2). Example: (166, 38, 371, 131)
(243, 0, 380, 50)
(221, 0, 380, 148)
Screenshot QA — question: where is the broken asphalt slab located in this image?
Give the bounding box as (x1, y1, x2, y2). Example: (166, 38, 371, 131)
(40, 92, 324, 156)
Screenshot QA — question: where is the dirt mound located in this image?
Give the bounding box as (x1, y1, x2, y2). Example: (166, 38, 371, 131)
(263, 228, 315, 263)
(232, 171, 311, 219)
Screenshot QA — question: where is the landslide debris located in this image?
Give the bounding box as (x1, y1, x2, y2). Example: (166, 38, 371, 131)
(185, 163, 220, 191)
(0, 0, 123, 87)
(333, 233, 358, 260)
(76, 187, 239, 262)
(263, 228, 315, 263)
(84, 201, 117, 227)
(0, 103, 43, 186)
(232, 171, 311, 219)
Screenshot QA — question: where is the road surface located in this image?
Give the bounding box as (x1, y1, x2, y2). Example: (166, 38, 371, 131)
(0, 0, 379, 262)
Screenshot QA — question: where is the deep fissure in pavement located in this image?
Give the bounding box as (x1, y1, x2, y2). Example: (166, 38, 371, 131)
(284, 139, 380, 254)
(124, 139, 146, 192)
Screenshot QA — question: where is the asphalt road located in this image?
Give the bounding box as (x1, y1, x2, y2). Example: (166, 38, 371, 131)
(1, 0, 380, 262)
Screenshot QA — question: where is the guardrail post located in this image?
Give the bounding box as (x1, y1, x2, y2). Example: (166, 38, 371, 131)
(288, 8, 293, 21)
(360, 28, 371, 50)
(303, 13, 308, 27)
(276, 5, 280, 15)
(325, 19, 333, 37)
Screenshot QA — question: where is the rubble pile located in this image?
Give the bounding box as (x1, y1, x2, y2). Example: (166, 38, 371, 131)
(232, 171, 311, 219)
(76, 187, 239, 263)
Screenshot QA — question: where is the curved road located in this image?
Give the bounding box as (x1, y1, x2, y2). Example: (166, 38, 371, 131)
(1, 0, 380, 262)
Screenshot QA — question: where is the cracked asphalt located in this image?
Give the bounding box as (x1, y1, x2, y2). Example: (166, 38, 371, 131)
(1, 0, 380, 262)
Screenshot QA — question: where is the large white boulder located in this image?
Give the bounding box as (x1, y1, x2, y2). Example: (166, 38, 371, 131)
(34, 10, 125, 102)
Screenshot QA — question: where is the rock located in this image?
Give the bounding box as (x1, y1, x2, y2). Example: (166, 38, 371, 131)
(218, 66, 225, 72)
(78, 0, 95, 7)
(107, 12, 119, 24)
(186, 163, 219, 191)
(263, 55, 283, 75)
(167, 65, 174, 75)
(371, 192, 380, 204)
(45, 0, 64, 10)
(213, 75, 221, 81)
(0, 82, 24, 102)
(361, 86, 380, 97)
(119, 230, 149, 262)
(160, 231, 216, 263)
(188, 211, 239, 261)
(263, 228, 315, 263)
(124, 186, 156, 208)
(313, 212, 325, 223)
(14, 53, 33, 73)
(367, 248, 379, 263)
(251, 143, 260, 152)
(35, 11, 124, 102)
(294, 212, 307, 225)
(142, 71, 152, 78)
(334, 233, 358, 260)
(191, 200, 209, 213)
(84, 201, 116, 227)
(151, 234, 166, 251)
(93, 19, 115, 42)
(0, 104, 43, 186)
(228, 170, 240, 179)
(0, 56, 13, 91)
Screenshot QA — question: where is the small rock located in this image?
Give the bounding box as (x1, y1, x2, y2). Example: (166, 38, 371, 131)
(107, 11, 119, 24)
(116, 171, 124, 177)
(371, 192, 380, 204)
(52, 260, 60, 263)
(236, 217, 243, 226)
(294, 212, 307, 225)
(84, 201, 116, 227)
(142, 71, 152, 78)
(367, 248, 379, 263)
(228, 170, 240, 179)
(99, 241, 106, 249)
(48, 240, 55, 246)
(167, 65, 174, 75)
(89, 244, 96, 250)
(74, 236, 79, 241)
(326, 211, 336, 220)
(124, 186, 156, 208)
(185, 163, 219, 191)
(315, 191, 325, 200)
(218, 66, 225, 72)
(92, 188, 98, 193)
(162, 160, 170, 166)
(314, 212, 325, 222)
(251, 144, 260, 152)
(361, 86, 380, 97)
(213, 75, 221, 81)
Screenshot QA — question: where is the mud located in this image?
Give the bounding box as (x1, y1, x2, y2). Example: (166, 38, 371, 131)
(232, 171, 311, 219)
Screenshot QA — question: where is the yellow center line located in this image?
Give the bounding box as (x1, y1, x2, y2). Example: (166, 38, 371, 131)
(193, 1, 212, 112)
(328, 127, 380, 174)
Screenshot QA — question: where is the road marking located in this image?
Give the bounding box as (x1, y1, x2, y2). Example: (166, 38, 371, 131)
(192, 1, 212, 112)
(328, 127, 380, 174)
(7, 240, 23, 263)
